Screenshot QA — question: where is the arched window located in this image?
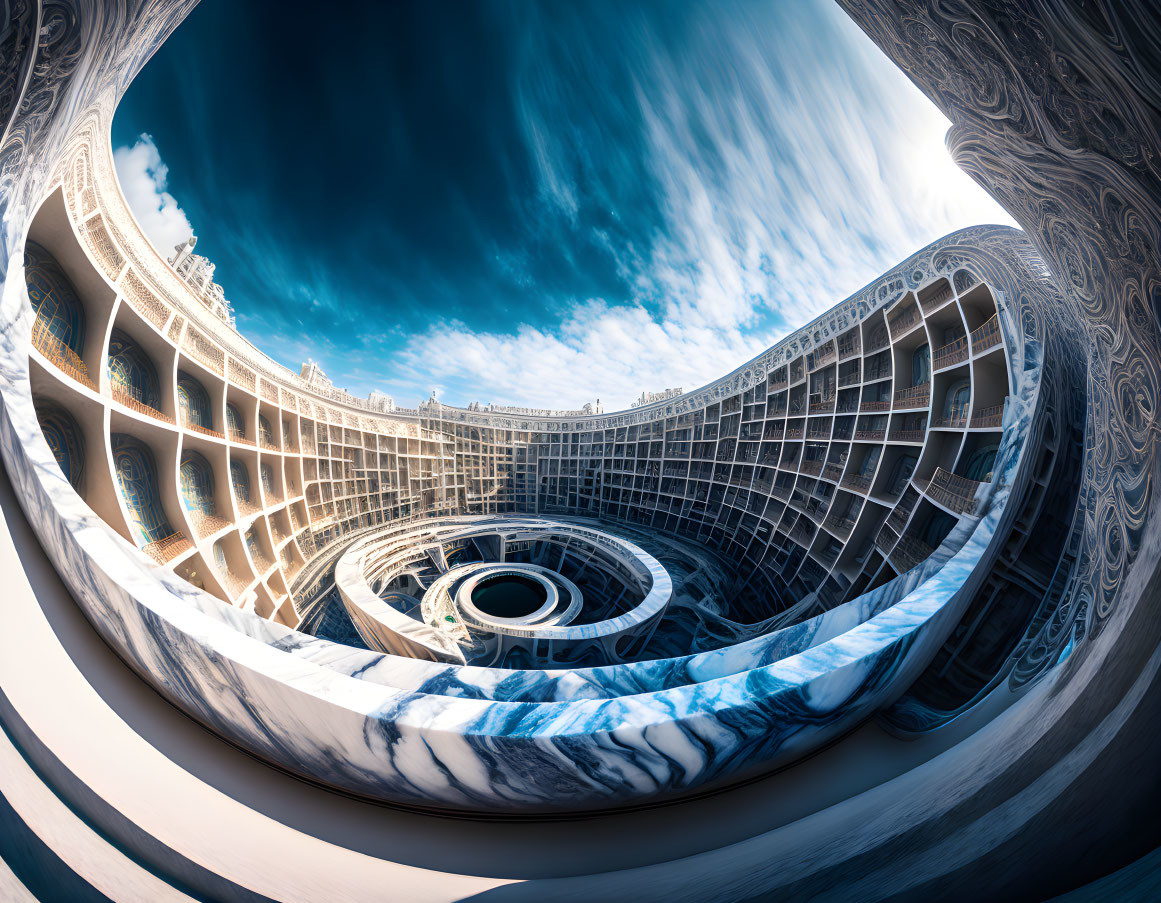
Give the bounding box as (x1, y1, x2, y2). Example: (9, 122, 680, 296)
(912, 344, 931, 386)
(888, 454, 917, 495)
(230, 459, 251, 503)
(36, 402, 85, 491)
(953, 269, 976, 293)
(260, 463, 275, 496)
(110, 434, 172, 545)
(258, 414, 274, 447)
(177, 371, 212, 429)
(244, 528, 262, 562)
(944, 380, 970, 420)
(107, 329, 160, 410)
(922, 512, 957, 548)
(179, 450, 215, 515)
(225, 403, 243, 438)
(24, 241, 87, 356)
(965, 445, 999, 482)
(212, 541, 229, 575)
(859, 447, 881, 477)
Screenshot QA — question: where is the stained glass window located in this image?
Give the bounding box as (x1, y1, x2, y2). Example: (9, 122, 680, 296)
(36, 402, 85, 491)
(179, 450, 215, 515)
(110, 434, 172, 545)
(107, 329, 160, 409)
(24, 241, 86, 355)
(230, 458, 250, 502)
(965, 445, 999, 482)
(212, 540, 228, 574)
(177, 372, 212, 429)
(912, 344, 931, 386)
(226, 403, 243, 436)
(944, 380, 970, 420)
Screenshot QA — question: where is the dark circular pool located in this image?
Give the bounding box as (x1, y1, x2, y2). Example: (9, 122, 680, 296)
(470, 573, 548, 619)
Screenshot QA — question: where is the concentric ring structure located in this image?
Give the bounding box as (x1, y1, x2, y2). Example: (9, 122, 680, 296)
(0, 1, 1159, 899)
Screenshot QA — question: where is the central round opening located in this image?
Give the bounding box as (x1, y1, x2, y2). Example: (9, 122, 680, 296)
(470, 573, 548, 619)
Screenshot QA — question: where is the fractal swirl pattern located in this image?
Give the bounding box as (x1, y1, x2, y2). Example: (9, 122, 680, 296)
(0, 0, 1158, 900)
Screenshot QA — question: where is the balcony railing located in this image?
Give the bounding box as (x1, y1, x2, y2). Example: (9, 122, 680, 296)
(842, 473, 873, 493)
(972, 402, 1006, 428)
(229, 427, 255, 444)
(31, 319, 97, 390)
(889, 428, 926, 443)
(891, 533, 935, 572)
(183, 416, 225, 440)
(800, 459, 824, 476)
(893, 382, 930, 408)
(142, 532, 192, 564)
(933, 335, 968, 370)
(110, 386, 174, 424)
(839, 370, 860, 387)
(786, 426, 805, 440)
(187, 509, 231, 538)
(824, 514, 856, 538)
(932, 409, 968, 429)
(861, 399, 891, 413)
(822, 463, 845, 482)
(854, 428, 886, 441)
(884, 510, 909, 536)
(925, 467, 984, 514)
(971, 314, 1002, 354)
(838, 337, 861, 359)
(874, 524, 899, 555)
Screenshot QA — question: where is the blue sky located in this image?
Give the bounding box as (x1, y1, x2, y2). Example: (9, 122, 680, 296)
(112, 0, 1013, 411)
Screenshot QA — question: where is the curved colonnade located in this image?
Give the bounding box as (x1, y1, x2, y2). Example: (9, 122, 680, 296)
(0, 0, 1159, 899)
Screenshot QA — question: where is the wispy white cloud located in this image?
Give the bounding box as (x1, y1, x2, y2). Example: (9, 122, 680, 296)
(112, 4, 1015, 414)
(113, 134, 194, 256)
(399, 2, 1014, 412)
